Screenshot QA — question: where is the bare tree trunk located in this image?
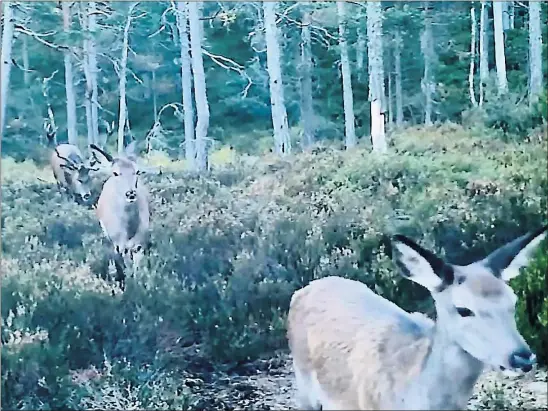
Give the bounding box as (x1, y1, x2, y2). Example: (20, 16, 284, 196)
(62, 2, 78, 146)
(188, 1, 210, 171)
(493, 1, 508, 94)
(88, 1, 100, 146)
(388, 53, 394, 127)
(22, 35, 30, 86)
(469, 4, 478, 107)
(528, 0, 543, 106)
(117, 2, 138, 154)
(175, 1, 195, 168)
(356, 24, 366, 82)
(501, 1, 510, 30)
(421, 2, 435, 125)
(152, 69, 158, 123)
(337, 1, 356, 149)
(1, 1, 15, 135)
(80, 2, 94, 147)
(394, 29, 404, 127)
(367, 0, 386, 152)
(300, 6, 315, 150)
(479, 0, 489, 106)
(509, 1, 515, 29)
(264, 1, 291, 155)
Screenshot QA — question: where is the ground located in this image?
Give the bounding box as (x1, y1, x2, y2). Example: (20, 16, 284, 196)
(185, 352, 547, 410)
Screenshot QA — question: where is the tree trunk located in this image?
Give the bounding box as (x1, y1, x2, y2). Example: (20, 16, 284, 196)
(509, 1, 515, 29)
(493, 1, 508, 94)
(188, 1, 210, 171)
(62, 2, 78, 146)
(394, 29, 404, 127)
(356, 24, 366, 82)
(264, 1, 291, 155)
(175, 1, 195, 168)
(80, 2, 94, 147)
(337, 1, 356, 149)
(388, 54, 394, 127)
(1, 1, 15, 135)
(528, 0, 543, 106)
(367, 0, 386, 152)
(421, 2, 435, 125)
(479, 0, 489, 106)
(300, 6, 315, 150)
(22, 35, 30, 86)
(152, 69, 158, 123)
(501, 1, 510, 31)
(469, 4, 478, 107)
(88, 1, 100, 146)
(117, 2, 138, 154)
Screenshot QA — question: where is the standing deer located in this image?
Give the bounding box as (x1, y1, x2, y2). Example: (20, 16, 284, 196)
(46, 122, 95, 203)
(89, 141, 150, 290)
(287, 226, 546, 410)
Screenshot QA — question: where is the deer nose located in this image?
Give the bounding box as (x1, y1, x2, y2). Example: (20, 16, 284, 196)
(82, 193, 91, 201)
(125, 190, 137, 201)
(509, 348, 535, 372)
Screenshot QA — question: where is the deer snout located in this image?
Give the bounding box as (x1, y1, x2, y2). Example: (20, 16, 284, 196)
(125, 190, 137, 202)
(509, 348, 536, 372)
(82, 192, 91, 201)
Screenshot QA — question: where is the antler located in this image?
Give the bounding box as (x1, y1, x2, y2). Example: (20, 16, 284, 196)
(55, 148, 80, 170)
(90, 143, 114, 162)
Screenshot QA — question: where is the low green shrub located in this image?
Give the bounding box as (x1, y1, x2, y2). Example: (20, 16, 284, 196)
(512, 245, 548, 365)
(1, 125, 546, 408)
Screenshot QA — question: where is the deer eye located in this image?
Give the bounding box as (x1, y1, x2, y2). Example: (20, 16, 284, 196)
(456, 307, 475, 318)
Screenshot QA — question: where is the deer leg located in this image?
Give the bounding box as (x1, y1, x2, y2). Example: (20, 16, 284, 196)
(113, 246, 126, 291)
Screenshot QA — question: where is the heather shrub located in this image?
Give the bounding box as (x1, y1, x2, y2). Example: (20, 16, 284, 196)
(1, 125, 546, 408)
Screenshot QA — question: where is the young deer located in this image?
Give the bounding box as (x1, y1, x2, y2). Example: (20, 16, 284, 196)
(89, 141, 150, 290)
(287, 226, 546, 410)
(46, 123, 95, 203)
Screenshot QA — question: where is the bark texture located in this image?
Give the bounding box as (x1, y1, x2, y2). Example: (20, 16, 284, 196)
(528, 1, 543, 106)
(62, 2, 78, 146)
(300, 6, 315, 150)
(175, 1, 196, 168)
(1, 1, 15, 135)
(338, 1, 356, 149)
(264, 1, 291, 155)
(479, 0, 489, 106)
(421, 2, 435, 125)
(117, 2, 138, 153)
(188, 1, 210, 171)
(493, 1, 508, 94)
(367, 0, 387, 152)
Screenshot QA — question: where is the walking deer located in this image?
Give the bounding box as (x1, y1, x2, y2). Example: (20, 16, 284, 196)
(89, 141, 150, 290)
(287, 226, 547, 410)
(46, 123, 95, 203)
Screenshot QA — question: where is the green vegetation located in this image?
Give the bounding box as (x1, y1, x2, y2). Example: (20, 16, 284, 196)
(1, 126, 546, 409)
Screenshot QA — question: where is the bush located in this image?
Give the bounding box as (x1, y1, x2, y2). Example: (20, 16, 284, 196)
(512, 245, 548, 365)
(1, 124, 547, 408)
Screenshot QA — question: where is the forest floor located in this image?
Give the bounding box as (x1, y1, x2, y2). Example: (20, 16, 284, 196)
(187, 352, 548, 410)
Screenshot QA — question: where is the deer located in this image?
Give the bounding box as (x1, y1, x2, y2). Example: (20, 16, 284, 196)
(45, 122, 96, 204)
(287, 226, 547, 410)
(89, 141, 150, 290)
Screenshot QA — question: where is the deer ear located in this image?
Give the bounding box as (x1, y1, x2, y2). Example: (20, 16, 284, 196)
(391, 235, 454, 293)
(482, 226, 547, 282)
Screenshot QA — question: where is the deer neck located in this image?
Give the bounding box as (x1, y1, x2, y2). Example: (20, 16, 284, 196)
(416, 323, 484, 410)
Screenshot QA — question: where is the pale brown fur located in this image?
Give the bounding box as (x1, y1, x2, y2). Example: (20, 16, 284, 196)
(288, 276, 434, 409)
(49, 144, 92, 201)
(287, 227, 546, 410)
(90, 142, 150, 289)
